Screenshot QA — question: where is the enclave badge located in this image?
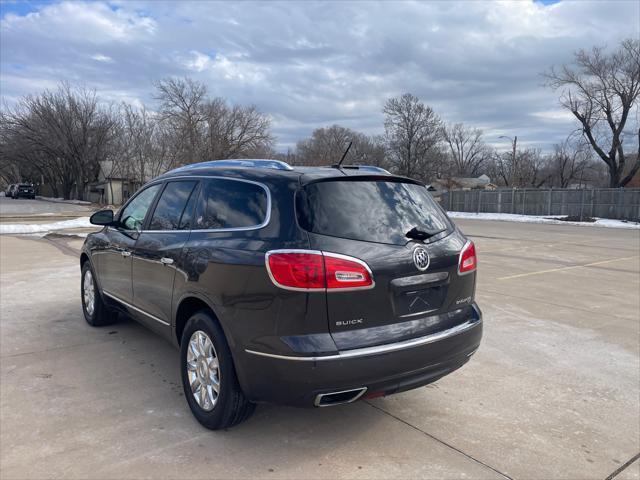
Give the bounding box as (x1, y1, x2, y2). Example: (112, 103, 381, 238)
(413, 247, 430, 271)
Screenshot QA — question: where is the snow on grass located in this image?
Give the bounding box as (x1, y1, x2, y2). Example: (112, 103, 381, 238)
(448, 212, 640, 229)
(0, 217, 92, 234)
(36, 196, 92, 205)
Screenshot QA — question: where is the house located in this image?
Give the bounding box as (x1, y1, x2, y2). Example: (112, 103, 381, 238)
(86, 161, 140, 205)
(432, 174, 495, 191)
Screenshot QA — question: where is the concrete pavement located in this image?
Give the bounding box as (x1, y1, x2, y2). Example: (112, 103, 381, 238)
(0, 219, 638, 479)
(0, 196, 94, 221)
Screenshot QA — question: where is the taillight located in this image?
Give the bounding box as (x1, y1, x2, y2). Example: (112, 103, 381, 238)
(265, 250, 374, 291)
(324, 253, 373, 290)
(458, 241, 477, 275)
(266, 251, 325, 290)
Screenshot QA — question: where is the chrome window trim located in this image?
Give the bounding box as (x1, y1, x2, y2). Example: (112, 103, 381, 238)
(121, 175, 270, 234)
(102, 290, 170, 326)
(244, 318, 481, 361)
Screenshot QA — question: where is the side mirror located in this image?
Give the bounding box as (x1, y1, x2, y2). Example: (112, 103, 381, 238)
(90, 209, 115, 226)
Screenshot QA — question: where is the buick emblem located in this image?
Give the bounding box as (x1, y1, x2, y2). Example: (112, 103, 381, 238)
(413, 247, 430, 271)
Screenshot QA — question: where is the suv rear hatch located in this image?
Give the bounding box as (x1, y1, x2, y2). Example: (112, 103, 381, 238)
(295, 176, 477, 350)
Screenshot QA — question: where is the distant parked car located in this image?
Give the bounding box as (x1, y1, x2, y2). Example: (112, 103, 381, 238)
(12, 183, 36, 199)
(80, 159, 482, 430)
(8, 184, 19, 198)
(5, 184, 16, 198)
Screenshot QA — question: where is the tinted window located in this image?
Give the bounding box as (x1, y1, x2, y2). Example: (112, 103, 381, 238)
(119, 184, 162, 231)
(297, 179, 451, 245)
(195, 179, 268, 230)
(149, 181, 197, 230)
(179, 183, 199, 230)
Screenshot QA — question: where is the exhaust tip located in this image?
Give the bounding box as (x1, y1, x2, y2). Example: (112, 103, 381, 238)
(314, 387, 367, 407)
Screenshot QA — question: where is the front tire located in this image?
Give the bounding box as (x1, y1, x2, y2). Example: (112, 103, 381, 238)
(180, 311, 255, 430)
(81, 261, 117, 326)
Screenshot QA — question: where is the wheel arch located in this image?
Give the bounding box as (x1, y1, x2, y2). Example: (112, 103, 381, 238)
(174, 294, 231, 348)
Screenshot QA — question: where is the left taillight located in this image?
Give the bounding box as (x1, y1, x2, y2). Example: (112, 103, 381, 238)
(458, 241, 477, 275)
(265, 250, 373, 291)
(324, 253, 374, 290)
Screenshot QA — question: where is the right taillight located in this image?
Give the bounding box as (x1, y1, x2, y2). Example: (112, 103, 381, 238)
(458, 241, 477, 275)
(266, 250, 373, 291)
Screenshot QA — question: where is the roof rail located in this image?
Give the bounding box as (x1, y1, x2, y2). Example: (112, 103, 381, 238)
(172, 159, 294, 172)
(327, 165, 391, 174)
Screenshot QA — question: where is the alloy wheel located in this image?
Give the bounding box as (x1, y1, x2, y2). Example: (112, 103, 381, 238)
(186, 330, 221, 411)
(83, 269, 95, 316)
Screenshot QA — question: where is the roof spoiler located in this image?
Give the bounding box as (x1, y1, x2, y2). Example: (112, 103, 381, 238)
(328, 165, 391, 174)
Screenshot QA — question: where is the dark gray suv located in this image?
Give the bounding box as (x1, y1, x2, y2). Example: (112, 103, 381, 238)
(81, 159, 482, 429)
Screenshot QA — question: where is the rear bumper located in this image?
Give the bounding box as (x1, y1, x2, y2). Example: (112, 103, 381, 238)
(236, 304, 483, 406)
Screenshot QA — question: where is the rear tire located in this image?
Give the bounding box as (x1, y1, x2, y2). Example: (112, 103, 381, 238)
(81, 261, 117, 326)
(180, 310, 255, 430)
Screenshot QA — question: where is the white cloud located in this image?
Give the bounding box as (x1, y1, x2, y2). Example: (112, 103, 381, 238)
(91, 54, 113, 63)
(184, 51, 211, 72)
(1, 0, 638, 151)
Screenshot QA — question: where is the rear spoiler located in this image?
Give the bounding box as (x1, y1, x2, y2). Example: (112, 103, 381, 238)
(301, 173, 425, 187)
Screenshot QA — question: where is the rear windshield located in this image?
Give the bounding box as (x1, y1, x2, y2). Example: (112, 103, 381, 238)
(296, 179, 451, 245)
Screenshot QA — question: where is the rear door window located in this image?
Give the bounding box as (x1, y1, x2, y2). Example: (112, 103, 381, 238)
(194, 179, 269, 230)
(296, 179, 451, 245)
(148, 181, 198, 230)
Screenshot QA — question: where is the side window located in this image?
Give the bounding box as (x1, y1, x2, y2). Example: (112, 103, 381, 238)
(195, 179, 268, 230)
(148, 181, 197, 231)
(119, 184, 162, 231)
(179, 182, 199, 230)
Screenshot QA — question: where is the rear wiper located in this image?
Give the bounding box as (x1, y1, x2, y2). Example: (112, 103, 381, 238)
(405, 226, 444, 241)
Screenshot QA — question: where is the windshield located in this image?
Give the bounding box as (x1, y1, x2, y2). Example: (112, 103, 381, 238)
(296, 179, 452, 245)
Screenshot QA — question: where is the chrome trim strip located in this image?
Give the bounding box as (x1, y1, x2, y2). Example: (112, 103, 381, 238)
(102, 290, 170, 326)
(314, 387, 368, 407)
(245, 319, 481, 361)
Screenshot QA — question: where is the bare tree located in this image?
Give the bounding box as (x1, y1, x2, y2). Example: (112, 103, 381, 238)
(548, 136, 592, 188)
(154, 77, 207, 163)
(201, 98, 274, 160)
(383, 93, 444, 181)
(443, 123, 491, 176)
(545, 38, 640, 187)
(295, 125, 386, 167)
(153, 77, 274, 164)
(1, 83, 116, 199)
(487, 147, 550, 188)
(116, 104, 178, 186)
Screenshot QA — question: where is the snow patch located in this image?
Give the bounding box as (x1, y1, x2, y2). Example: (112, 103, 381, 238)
(448, 212, 640, 229)
(0, 217, 92, 235)
(36, 196, 92, 205)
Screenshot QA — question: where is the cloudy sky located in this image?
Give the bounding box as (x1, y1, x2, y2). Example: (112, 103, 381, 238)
(1, 0, 638, 152)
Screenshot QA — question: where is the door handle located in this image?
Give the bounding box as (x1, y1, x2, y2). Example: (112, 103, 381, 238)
(160, 257, 174, 265)
(121, 250, 131, 257)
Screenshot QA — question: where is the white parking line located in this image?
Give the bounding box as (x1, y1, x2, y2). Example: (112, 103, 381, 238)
(497, 255, 640, 280)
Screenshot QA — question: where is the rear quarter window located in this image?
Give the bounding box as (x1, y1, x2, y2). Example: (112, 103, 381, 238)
(296, 178, 451, 245)
(194, 178, 269, 230)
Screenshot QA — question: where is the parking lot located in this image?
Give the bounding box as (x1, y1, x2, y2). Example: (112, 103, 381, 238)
(0, 202, 638, 479)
